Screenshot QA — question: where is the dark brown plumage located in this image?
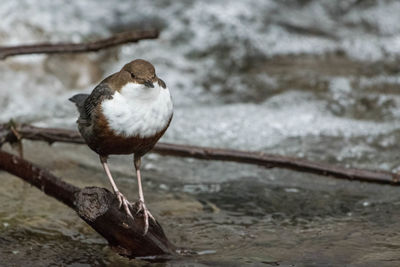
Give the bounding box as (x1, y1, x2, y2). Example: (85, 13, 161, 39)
(87, 109, 172, 156)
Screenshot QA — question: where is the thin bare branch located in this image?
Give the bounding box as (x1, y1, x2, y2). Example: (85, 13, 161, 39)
(1, 123, 399, 185)
(0, 30, 159, 59)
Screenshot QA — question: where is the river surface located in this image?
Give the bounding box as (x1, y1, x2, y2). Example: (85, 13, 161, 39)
(1, 0, 400, 266)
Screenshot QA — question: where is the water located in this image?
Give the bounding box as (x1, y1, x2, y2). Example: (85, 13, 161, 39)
(1, 0, 400, 266)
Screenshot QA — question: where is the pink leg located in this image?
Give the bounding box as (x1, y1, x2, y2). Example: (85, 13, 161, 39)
(100, 156, 133, 219)
(134, 156, 155, 235)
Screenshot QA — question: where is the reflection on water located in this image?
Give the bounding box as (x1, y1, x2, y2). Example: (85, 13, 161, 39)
(1, 0, 400, 266)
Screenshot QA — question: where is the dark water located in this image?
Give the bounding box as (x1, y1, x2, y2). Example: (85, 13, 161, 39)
(2, 140, 400, 266)
(2, 0, 400, 266)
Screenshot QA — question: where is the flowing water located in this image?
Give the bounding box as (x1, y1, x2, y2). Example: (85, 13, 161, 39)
(1, 0, 400, 266)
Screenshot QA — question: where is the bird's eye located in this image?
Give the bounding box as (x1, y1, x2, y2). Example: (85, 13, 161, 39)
(131, 73, 136, 78)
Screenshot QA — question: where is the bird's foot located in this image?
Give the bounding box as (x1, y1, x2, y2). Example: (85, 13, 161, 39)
(135, 200, 155, 235)
(115, 191, 134, 220)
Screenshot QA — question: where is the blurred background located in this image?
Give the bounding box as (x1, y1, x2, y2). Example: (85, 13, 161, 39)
(1, 0, 400, 266)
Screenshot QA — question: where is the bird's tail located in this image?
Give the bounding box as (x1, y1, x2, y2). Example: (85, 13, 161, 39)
(69, 94, 89, 115)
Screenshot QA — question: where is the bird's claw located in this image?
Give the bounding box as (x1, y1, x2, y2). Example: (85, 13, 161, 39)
(114, 192, 155, 235)
(115, 191, 134, 220)
(135, 200, 155, 235)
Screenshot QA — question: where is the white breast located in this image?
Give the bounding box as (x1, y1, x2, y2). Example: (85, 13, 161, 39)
(101, 82, 173, 138)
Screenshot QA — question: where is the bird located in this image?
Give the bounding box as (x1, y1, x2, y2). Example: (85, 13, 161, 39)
(69, 59, 173, 234)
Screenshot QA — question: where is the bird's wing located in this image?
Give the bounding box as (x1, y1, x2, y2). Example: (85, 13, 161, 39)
(84, 82, 114, 120)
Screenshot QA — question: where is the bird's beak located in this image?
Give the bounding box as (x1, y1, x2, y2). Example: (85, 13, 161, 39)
(144, 80, 154, 88)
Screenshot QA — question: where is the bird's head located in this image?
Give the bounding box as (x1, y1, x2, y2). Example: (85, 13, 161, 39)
(104, 59, 167, 100)
(122, 59, 157, 88)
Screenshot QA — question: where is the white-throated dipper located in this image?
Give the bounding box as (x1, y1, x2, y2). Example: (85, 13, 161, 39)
(69, 59, 173, 234)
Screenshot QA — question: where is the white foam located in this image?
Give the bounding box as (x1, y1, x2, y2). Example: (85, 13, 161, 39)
(1, 0, 400, 161)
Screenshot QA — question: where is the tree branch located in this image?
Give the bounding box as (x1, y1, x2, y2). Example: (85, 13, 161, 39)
(0, 149, 176, 258)
(0, 30, 159, 59)
(1, 123, 399, 185)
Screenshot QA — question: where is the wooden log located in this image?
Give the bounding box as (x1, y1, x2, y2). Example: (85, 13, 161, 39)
(76, 187, 176, 257)
(0, 149, 176, 258)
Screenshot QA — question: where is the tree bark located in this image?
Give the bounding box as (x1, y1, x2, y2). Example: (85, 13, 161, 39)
(1, 123, 399, 185)
(0, 149, 176, 258)
(0, 30, 159, 59)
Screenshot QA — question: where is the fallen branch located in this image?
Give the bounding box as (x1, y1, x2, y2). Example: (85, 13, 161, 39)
(1, 123, 399, 185)
(0, 30, 159, 59)
(0, 149, 176, 258)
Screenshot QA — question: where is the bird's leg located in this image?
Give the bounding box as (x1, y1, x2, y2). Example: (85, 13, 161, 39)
(100, 155, 133, 219)
(134, 155, 155, 235)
